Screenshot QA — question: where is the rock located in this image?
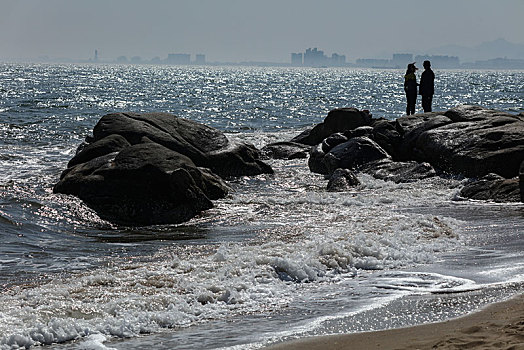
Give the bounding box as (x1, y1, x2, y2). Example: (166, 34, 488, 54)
(327, 168, 360, 192)
(395, 113, 453, 161)
(459, 173, 521, 203)
(370, 119, 402, 158)
(361, 159, 436, 183)
(308, 143, 329, 175)
(291, 108, 372, 146)
(55, 142, 230, 225)
(398, 105, 524, 178)
(321, 136, 390, 175)
(90, 112, 272, 177)
(322, 133, 349, 152)
(68, 134, 130, 167)
(55, 112, 273, 225)
(260, 141, 310, 160)
(343, 126, 374, 139)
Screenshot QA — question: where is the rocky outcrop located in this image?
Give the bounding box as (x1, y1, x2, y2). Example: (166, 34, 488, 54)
(459, 174, 521, 203)
(361, 159, 437, 183)
(291, 108, 372, 146)
(288, 105, 524, 202)
(321, 136, 390, 175)
(54, 112, 273, 225)
(397, 105, 524, 178)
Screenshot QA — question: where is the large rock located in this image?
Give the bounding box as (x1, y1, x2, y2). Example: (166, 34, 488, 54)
(459, 173, 521, 203)
(361, 159, 437, 183)
(327, 168, 360, 192)
(291, 108, 372, 146)
(398, 105, 524, 178)
(370, 119, 403, 159)
(54, 112, 273, 225)
(319, 136, 390, 175)
(260, 141, 310, 160)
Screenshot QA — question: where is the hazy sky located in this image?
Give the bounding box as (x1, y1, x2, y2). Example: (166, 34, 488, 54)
(1, 0, 523, 62)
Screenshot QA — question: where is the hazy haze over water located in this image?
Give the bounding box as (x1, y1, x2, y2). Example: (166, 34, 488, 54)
(0, 0, 523, 62)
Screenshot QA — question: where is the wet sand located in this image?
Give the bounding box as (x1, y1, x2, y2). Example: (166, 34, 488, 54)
(266, 293, 524, 350)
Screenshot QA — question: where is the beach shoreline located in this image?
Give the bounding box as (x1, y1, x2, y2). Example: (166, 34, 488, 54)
(266, 293, 524, 350)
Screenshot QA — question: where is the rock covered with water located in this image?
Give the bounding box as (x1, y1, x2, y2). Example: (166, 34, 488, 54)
(459, 173, 521, 203)
(260, 141, 310, 160)
(287, 105, 524, 202)
(326, 168, 360, 192)
(54, 112, 273, 225)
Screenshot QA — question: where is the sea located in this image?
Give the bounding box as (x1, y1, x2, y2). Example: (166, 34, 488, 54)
(0, 64, 523, 350)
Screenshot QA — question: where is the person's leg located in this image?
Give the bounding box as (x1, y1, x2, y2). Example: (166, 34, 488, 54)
(422, 95, 432, 112)
(407, 94, 416, 115)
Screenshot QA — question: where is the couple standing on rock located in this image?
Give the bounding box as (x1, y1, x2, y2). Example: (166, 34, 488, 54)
(404, 60, 435, 115)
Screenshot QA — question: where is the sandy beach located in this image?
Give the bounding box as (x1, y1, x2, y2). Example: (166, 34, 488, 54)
(267, 293, 524, 350)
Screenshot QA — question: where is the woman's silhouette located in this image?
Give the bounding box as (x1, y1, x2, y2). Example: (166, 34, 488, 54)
(404, 63, 418, 115)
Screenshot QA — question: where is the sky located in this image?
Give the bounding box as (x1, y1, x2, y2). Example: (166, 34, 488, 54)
(0, 0, 523, 63)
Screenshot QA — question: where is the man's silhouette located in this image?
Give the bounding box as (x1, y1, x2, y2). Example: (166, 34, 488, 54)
(419, 60, 435, 112)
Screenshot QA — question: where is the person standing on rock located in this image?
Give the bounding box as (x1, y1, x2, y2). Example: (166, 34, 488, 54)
(404, 63, 418, 115)
(419, 60, 435, 112)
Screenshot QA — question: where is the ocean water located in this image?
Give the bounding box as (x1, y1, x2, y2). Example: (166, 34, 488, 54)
(0, 64, 523, 349)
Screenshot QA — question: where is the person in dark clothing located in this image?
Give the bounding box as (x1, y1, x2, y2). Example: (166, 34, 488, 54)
(404, 63, 418, 115)
(419, 60, 435, 112)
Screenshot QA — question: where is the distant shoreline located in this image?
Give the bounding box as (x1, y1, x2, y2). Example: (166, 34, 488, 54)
(2, 60, 524, 70)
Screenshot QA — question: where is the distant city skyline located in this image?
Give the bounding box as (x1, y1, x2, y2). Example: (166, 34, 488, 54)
(0, 0, 523, 64)
(18, 38, 524, 70)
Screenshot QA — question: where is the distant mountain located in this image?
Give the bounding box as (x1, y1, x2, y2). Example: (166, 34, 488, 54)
(426, 38, 524, 63)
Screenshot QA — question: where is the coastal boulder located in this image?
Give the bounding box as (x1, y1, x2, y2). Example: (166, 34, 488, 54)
(260, 141, 310, 160)
(54, 112, 273, 225)
(320, 136, 390, 175)
(398, 106, 524, 178)
(292, 108, 372, 146)
(361, 159, 437, 183)
(327, 168, 360, 192)
(459, 173, 521, 203)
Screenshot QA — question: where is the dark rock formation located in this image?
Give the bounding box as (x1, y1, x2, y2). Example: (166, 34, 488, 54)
(291, 108, 372, 146)
(292, 105, 523, 202)
(459, 174, 521, 203)
(260, 141, 310, 160)
(397, 105, 524, 178)
(361, 159, 437, 183)
(54, 112, 273, 225)
(322, 137, 390, 175)
(327, 168, 360, 192)
(370, 119, 402, 158)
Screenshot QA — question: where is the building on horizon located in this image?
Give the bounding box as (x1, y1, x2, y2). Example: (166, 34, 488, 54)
(330, 53, 346, 66)
(355, 58, 390, 68)
(291, 53, 303, 66)
(195, 54, 206, 65)
(292, 48, 347, 67)
(304, 48, 326, 66)
(391, 53, 413, 68)
(167, 53, 191, 65)
(414, 55, 460, 68)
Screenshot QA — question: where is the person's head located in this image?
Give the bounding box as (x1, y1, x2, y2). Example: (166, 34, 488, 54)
(407, 63, 417, 73)
(423, 60, 431, 69)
